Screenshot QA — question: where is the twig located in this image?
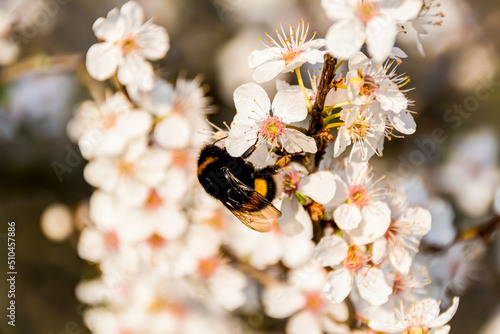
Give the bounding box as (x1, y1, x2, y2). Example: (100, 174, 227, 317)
(221, 246, 281, 286)
(306, 54, 337, 171)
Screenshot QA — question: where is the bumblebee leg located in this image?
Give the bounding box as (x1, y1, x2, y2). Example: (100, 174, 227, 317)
(274, 154, 292, 169)
(241, 138, 260, 159)
(252, 153, 294, 178)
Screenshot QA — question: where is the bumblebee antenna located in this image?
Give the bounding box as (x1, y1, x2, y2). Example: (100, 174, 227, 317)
(212, 135, 228, 145)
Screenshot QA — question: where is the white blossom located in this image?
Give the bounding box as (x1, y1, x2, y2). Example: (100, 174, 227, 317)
(69, 92, 152, 159)
(326, 162, 391, 244)
(249, 20, 326, 83)
(377, 206, 431, 274)
(225, 83, 317, 156)
(321, 0, 423, 61)
(86, 1, 169, 90)
(369, 297, 460, 334)
(314, 235, 392, 305)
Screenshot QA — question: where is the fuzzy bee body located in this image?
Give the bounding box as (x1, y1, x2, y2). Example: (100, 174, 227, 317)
(197, 144, 282, 232)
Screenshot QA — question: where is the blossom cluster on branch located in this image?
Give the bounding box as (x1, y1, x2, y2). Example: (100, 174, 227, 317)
(66, 1, 486, 334)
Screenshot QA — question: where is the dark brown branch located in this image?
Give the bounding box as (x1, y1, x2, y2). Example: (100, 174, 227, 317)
(306, 54, 338, 171)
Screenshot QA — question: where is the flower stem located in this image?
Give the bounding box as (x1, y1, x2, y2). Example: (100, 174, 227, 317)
(334, 59, 345, 72)
(323, 113, 341, 124)
(325, 122, 344, 129)
(295, 67, 312, 110)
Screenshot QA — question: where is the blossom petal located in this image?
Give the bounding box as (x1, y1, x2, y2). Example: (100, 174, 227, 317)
(286, 311, 322, 334)
(348, 51, 370, 71)
(225, 124, 259, 157)
(154, 115, 191, 149)
(79, 131, 126, 159)
(389, 243, 412, 274)
(115, 109, 152, 138)
(210, 265, 247, 311)
(120, 1, 144, 32)
(233, 83, 271, 118)
(300, 171, 337, 204)
(313, 235, 348, 267)
(355, 267, 392, 305)
(360, 201, 392, 238)
(299, 48, 327, 65)
(117, 54, 154, 90)
(322, 0, 358, 21)
(430, 325, 451, 334)
(409, 299, 441, 325)
(326, 19, 365, 60)
(324, 175, 349, 209)
(334, 128, 351, 157)
(366, 17, 397, 62)
(136, 21, 169, 60)
(428, 297, 460, 327)
(133, 79, 174, 116)
(334, 204, 362, 231)
(86, 42, 120, 81)
(262, 285, 304, 318)
(404, 206, 432, 237)
(281, 128, 317, 153)
(272, 89, 308, 123)
(156, 205, 188, 240)
(278, 197, 306, 237)
(248, 47, 281, 68)
(324, 268, 353, 304)
(386, 0, 423, 22)
(389, 110, 416, 135)
(92, 9, 124, 41)
(253, 60, 286, 83)
(282, 235, 315, 269)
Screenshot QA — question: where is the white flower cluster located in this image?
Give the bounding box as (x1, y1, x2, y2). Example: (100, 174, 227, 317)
(69, 2, 253, 333)
(65, 1, 469, 334)
(220, 5, 461, 333)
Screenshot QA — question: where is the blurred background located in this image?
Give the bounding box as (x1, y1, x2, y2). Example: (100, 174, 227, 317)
(0, 0, 500, 333)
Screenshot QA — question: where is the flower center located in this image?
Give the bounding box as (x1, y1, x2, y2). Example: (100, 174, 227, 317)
(260, 116, 284, 141)
(384, 219, 399, 241)
(281, 50, 300, 65)
(304, 292, 325, 313)
(356, 1, 380, 24)
(404, 327, 429, 334)
(344, 245, 365, 273)
(117, 160, 134, 176)
(347, 185, 369, 208)
(348, 117, 371, 142)
(283, 171, 301, 197)
(145, 190, 163, 210)
(102, 113, 117, 130)
(392, 273, 407, 295)
(171, 149, 189, 167)
(148, 298, 186, 319)
(147, 233, 166, 249)
(204, 211, 226, 230)
(172, 97, 189, 115)
(197, 257, 219, 279)
(271, 219, 282, 234)
(104, 231, 120, 251)
(120, 35, 137, 54)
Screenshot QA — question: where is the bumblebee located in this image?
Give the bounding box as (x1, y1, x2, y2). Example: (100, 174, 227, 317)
(197, 143, 287, 232)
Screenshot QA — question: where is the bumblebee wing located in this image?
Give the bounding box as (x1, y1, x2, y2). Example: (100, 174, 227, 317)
(228, 206, 280, 233)
(222, 168, 281, 233)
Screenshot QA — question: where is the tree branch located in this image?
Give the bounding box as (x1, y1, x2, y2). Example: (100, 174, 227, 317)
(306, 54, 338, 171)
